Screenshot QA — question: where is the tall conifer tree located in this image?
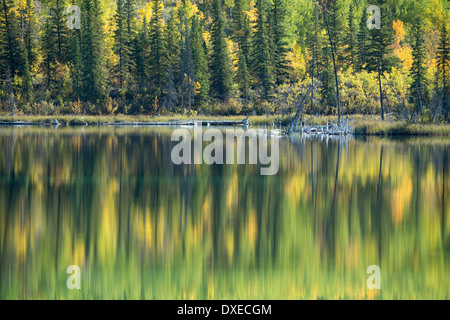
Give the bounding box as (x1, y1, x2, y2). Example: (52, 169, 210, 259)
(0, 0, 25, 78)
(343, 4, 357, 70)
(191, 15, 210, 106)
(356, 5, 369, 71)
(252, 0, 274, 98)
(271, 0, 290, 85)
(437, 22, 449, 121)
(80, 0, 107, 103)
(409, 19, 428, 118)
(149, 0, 167, 101)
(210, 0, 233, 101)
(113, 0, 132, 89)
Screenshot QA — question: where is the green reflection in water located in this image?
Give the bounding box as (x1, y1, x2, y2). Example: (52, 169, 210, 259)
(0, 126, 449, 299)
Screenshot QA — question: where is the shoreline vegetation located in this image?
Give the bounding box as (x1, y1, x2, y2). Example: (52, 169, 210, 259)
(1, 114, 449, 136)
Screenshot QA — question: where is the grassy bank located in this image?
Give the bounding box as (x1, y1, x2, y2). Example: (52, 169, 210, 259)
(300, 115, 450, 136)
(1, 113, 449, 136)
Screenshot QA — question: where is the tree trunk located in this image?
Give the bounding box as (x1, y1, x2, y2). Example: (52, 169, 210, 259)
(322, 6, 341, 127)
(288, 84, 313, 134)
(377, 57, 384, 120)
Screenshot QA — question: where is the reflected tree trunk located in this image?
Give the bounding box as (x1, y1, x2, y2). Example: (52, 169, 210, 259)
(329, 140, 341, 259)
(442, 149, 447, 249)
(376, 145, 383, 263)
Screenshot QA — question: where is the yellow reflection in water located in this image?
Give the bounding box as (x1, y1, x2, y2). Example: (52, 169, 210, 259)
(0, 127, 449, 299)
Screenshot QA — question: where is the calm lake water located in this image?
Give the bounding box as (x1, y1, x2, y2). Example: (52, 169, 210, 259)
(0, 126, 449, 299)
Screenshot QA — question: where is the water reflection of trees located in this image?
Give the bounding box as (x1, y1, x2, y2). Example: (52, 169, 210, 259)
(0, 128, 448, 299)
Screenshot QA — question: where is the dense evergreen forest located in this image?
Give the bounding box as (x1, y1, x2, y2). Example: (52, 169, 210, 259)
(0, 0, 449, 122)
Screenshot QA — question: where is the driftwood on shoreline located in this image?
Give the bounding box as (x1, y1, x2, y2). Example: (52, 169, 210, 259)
(285, 82, 354, 136)
(267, 118, 354, 137)
(291, 118, 355, 136)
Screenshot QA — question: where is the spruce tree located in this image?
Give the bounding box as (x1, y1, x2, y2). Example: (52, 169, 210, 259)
(0, 0, 25, 78)
(319, 32, 336, 112)
(166, 10, 180, 76)
(322, 1, 341, 122)
(148, 0, 168, 101)
(409, 19, 428, 119)
(191, 15, 210, 106)
(236, 51, 250, 99)
(43, 0, 69, 63)
(326, 0, 344, 68)
(366, 0, 398, 73)
(232, 0, 244, 41)
(306, 1, 321, 114)
(210, 0, 233, 101)
(343, 3, 357, 70)
(135, 17, 149, 93)
(22, 51, 34, 103)
(271, 0, 290, 85)
(41, 0, 69, 88)
(437, 23, 449, 121)
(54, 0, 69, 62)
(232, 0, 251, 64)
(356, 6, 369, 71)
(113, 0, 132, 90)
(366, 0, 399, 120)
(22, 0, 37, 69)
(0, 0, 25, 113)
(163, 63, 178, 111)
(80, 0, 107, 104)
(232, 0, 252, 97)
(125, 0, 137, 85)
(241, 15, 252, 68)
(251, 0, 274, 99)
(125, 0, 137, 38)
(68, 28, 83, 100)
(178, 15, 195, 114)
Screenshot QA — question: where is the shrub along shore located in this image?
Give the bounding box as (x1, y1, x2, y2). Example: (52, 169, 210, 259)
(0, 114, 449, 136)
